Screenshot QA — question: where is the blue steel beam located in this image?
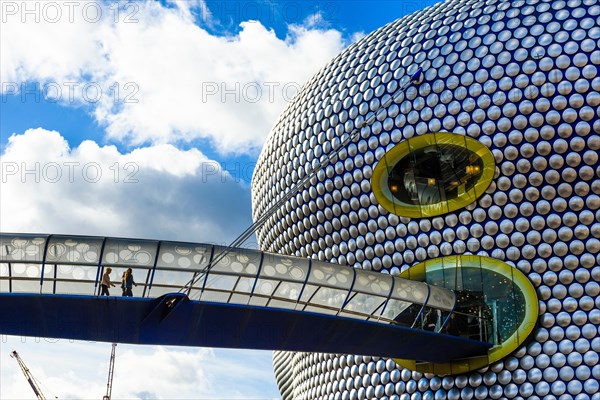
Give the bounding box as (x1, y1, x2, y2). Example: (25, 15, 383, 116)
(0, 293, 490, 363)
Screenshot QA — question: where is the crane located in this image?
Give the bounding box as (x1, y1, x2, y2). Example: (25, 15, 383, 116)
(10, 350, 50, 400)
(11, 345, 117, 400)
(103, 343, 117, 400)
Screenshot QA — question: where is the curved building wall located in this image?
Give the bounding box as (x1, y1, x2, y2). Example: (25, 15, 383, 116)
(251, 0, 600, 399)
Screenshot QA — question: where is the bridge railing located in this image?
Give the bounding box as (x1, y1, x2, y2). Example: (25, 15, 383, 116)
(1, 233, 455, 327)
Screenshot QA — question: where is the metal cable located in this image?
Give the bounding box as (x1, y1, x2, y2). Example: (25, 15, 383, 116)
(178, 68, 424, 295)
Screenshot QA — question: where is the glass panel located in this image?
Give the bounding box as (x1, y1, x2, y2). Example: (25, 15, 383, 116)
(481, 267, 524, 344)
(380, 298, 412, 322)
(0, 263, 9, 277)
(0, 233, 463, 330)
(389, 137, 483, 208)
(428, 285, 455, 311)
(426, 259, 528, 345)
(430, 260, 459, 288)
(229, 293, 251, 305)
(261, 253, 310, 282)
(248, 294, 269, 306)
(233, 276, 256, 294)
(201, 274, 239, 295)
(11, 263, 42, 280)
(309, 286, 347, 311)
(189, 287, 202, 300)
(129, 283, 146, 298)
(11, 278, 42, 293)
(510, 281, 526, 342)
(353, 270, 392, 296)
(252, 278, 279, 297)
(40, 264, 55, 294)
(393, 303, 426, 327)
(129, 266, 151, 283)
(41, 263, 56, 279)
(198, 290, 230, 303)
(137, 269, 153, 295)
(343, 292, 386, 316)
(148, 283, 183, 298)
(156, 242, 212, 271)
(102, 238, 158, 267)
(297, 284, 320, 306)
(0, 234, 47, 263)
(55, 264, 99, 282)
(435, 133, 480, 206)
(268, 299, 298, 310)
(416, 306, 443, 331)
(272, 281, 304, 302)
(54, 280, 96, 295)
(0, 278, 9, 292)
(46, 236, 104, 266)
(390, 279, 429, 304)
(374, 132, 497, 218)
(458, 267, 493, 342)
(210, 246, 262, 276)
(149, 269, 195, 295)
(460, 264, 483, 291)
(308, 261, 353, 289)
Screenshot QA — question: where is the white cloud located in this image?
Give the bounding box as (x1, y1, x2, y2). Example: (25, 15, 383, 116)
(0, 2, 352, 396)
(350, 31, 367, 43)
(0, 129, 277, 398)
(1, 0, 347, 154)
(1, 337, 279, 399)
(165, 0, 208, 17)
(0, 128, 253, 244)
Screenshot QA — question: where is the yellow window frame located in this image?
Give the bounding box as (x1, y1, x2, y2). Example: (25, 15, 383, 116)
(372, 132, 496, 218)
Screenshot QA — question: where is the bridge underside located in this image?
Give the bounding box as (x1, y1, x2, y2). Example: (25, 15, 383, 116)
(0, 293, 489, 363)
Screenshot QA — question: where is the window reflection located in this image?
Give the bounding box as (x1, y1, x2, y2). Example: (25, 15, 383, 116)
(426, 267, 525, 346)
(388, 144, 484, 206)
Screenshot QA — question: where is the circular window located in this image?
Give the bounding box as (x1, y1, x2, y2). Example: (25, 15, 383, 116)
(372, 132, 495, 218)
(395, 255, 539, 375)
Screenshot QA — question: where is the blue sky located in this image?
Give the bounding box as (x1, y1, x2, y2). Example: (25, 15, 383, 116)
(1, 0, 438, 168)
(0, 0, 439, 398)
(191, 0, 436, 39)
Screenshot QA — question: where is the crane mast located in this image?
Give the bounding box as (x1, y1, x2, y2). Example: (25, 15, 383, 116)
(103, 343, 117, 400)
(10, 351, 46, 400)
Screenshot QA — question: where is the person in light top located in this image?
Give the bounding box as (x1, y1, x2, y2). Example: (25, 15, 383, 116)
(100, 267, 116, 296)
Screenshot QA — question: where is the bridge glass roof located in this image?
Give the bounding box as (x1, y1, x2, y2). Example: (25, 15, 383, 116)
(0, 233, 455, 325)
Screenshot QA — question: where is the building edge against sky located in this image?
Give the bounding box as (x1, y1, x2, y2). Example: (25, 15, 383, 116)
(251, 0, 600, 399)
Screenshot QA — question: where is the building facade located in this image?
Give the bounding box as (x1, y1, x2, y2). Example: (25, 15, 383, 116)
(251, 0, 600, 398)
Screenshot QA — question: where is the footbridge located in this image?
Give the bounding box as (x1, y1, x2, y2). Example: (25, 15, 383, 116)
(0, 233, 491, 363)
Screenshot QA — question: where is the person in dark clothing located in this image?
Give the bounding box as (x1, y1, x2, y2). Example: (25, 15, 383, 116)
(445, 313, 461, 336)
(123, 268, 137, 297)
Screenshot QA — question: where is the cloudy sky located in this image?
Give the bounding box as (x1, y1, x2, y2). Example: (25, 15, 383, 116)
(0, 0, 436, 398)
